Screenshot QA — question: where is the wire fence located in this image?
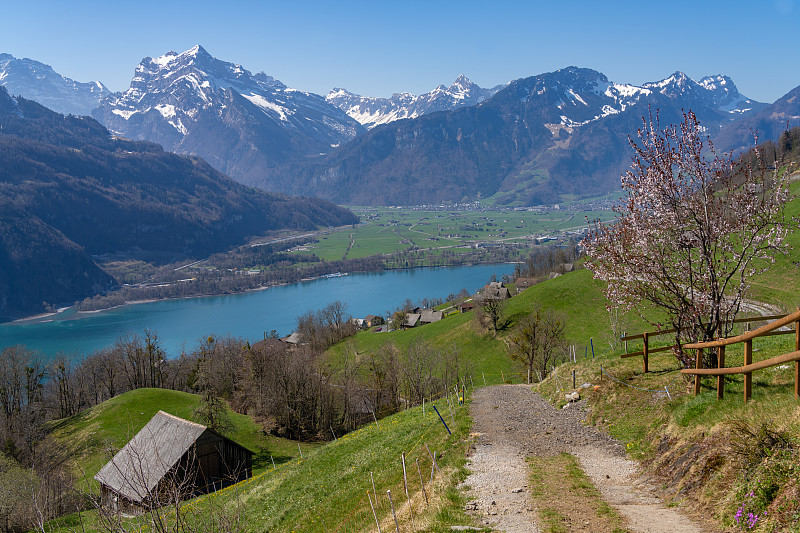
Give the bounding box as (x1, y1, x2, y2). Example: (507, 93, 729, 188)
(194, 380, 471, 532)
(197, 337, 690, 531)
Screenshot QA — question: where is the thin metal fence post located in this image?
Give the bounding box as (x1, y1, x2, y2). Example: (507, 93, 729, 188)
(368, 491, 382, 533)
(387, 490, 400, 533)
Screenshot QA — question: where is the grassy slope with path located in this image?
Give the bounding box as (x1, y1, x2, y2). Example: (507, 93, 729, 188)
(48, 181, 800, 531)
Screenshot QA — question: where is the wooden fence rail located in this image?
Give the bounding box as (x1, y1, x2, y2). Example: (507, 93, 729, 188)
(680, 309, 800, 403)
(620, 314, 790, 374)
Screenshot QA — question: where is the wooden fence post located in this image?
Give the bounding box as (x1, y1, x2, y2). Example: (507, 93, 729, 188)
(642, 332, 649, 374)
(717, 345, 726, 401)
(744, 339, 753, 403)
(796, 317, 800, 400)
(694, 348, 703, 396)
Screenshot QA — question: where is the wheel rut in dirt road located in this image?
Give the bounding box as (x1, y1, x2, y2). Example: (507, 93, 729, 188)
(463, 384, 716, 533)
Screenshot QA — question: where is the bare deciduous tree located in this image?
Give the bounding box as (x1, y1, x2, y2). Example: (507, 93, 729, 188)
(509, 307, 566, 383)
(193, 337, 233, 436)
(476, 297, 504, 334)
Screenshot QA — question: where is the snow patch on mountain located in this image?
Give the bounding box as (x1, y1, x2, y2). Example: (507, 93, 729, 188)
(243, 93, 292, 121)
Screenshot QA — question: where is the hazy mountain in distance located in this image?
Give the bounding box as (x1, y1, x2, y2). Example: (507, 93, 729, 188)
(0, 53, 111, 115)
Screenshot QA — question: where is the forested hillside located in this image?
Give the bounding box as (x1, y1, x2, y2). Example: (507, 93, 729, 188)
(0, 87, 358, 319)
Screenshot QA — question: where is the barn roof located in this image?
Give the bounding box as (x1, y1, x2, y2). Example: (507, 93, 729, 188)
(419, 309, 443, 323)
(94, 411, 207, 503)
(403, 313, 421, 327)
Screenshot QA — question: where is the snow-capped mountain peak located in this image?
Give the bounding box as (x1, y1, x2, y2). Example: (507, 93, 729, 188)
(92, 45, 363, 187)
(640, 71, 760, 115)
(326, 75, 507, 129)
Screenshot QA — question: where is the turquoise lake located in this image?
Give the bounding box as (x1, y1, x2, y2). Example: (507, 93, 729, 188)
(0, 263, 515, 358)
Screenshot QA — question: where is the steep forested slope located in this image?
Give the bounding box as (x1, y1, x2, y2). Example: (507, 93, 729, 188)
(0, 88, 358, 319)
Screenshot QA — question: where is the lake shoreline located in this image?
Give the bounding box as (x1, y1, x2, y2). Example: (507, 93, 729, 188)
(1, 263, 517, 358)
(5, 262, 521, 326)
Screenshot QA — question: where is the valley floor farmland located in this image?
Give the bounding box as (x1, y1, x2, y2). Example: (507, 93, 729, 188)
(291, 203, 613, 261)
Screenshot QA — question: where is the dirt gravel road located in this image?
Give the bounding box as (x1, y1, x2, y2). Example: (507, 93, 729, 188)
(463, 384, 716, 532)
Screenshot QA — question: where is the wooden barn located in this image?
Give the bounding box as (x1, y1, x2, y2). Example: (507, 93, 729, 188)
(94, 411, 252, 514)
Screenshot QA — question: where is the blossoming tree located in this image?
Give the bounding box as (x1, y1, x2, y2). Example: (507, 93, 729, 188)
(583, 111, 792, 367)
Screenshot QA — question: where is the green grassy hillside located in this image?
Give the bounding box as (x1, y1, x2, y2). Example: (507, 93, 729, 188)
(326, 267, 656, 383)
(49, 388, 319, 490)
(747, 178, 800, 309)
(51, 393, 471, 533)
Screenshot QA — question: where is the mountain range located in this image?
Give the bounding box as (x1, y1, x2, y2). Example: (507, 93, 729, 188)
(289, 68, 775, 205)
(2, 46, 799, 207)
(326, 75, 506, 129)
(0, 86, 357, 320)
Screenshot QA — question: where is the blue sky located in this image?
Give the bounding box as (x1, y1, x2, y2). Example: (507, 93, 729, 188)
(1, 0, 797, 103)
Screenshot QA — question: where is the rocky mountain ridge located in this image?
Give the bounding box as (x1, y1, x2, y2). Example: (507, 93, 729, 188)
(5, 47, 798, 207)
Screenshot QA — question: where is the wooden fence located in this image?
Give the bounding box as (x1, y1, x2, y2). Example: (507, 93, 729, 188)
(620, 314, 788, 374)
(680, 309, 800, 403)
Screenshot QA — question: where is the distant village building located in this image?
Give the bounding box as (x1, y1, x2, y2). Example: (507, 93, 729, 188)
(419, 309, 443, 324)
(460, 301, 475, 313)
(475, 281, 510, 302)
(363, 314, 383, 327)
(251, 337, 286, 353)
(514, 277, 537, 289)
(95, 411, 252, 515)
(280, 331, 301, 345)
